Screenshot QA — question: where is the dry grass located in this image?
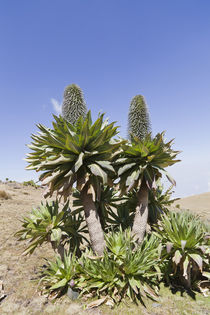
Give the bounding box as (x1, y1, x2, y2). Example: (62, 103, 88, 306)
(0, 190, 11, 200)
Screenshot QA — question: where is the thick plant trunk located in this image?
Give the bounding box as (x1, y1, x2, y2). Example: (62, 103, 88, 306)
(81, 186, 105, 255)
(132, 180, 149, 243)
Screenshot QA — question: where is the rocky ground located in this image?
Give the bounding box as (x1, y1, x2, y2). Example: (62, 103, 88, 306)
(0, 182, 209, 315)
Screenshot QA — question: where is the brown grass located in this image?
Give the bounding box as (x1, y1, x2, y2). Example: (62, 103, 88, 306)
(0, 190, 11, 200)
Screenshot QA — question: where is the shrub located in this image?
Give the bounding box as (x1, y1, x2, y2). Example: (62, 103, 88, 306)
(37, 229, 161, 303)
(77, 230, 160, 303)
(15, 200, 88, 257)
(154, 211, 209, 289)
(23, 180, 39, 188)
(39, 251, 78, 297)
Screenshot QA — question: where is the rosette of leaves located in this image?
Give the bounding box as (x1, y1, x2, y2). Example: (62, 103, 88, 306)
(154, 211, 209, 289)
(39, 251, 79, 297)
(25, 111, 122, 255)
(77, 229, 160, 303)
(115, 132, 180, 243)
(15, 200, 88, 258)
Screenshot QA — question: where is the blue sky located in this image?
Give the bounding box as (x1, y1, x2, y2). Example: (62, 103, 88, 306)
(0, 0, 210, 198)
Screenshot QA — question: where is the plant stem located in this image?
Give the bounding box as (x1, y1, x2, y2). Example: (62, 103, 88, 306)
(81, 185, 105, 255)
(132, 180, 149, 243)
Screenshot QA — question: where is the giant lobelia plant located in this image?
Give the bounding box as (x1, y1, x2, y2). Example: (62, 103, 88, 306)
(25, 111, 122, 255)
(116, 132, 180, 243)
(122, 94, 180, 243)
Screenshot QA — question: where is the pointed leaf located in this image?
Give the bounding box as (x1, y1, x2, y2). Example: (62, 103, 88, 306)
(144, 168, 155, 190)
(181, 240, 187, 251)
(65, 135, 80, 154)
(118, 163, 136, 176)
(166, 242, 173, 253)
(202, 272, 210, 279)
(50, 278, 68, 290)
(74, 152, 84, 172)
(50, 228, 62, 243)
(189, 253, 203, 271)
(143, 284, 158, 299)
(96, 160, 115, 173)
(88, 164, 108, 184)
(183, 256, 190, 279)
(172, 250, 182, 265)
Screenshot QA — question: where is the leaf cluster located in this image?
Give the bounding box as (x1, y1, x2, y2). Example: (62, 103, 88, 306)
(154, 211, 210, 286)
(115, 132, 180, 195)
(148, 180, 179, 224)
(39, 251, 78, 296)
(26, 111, 121, 200)
(77, 230, 160, 303)
(15, 200, 88, 255)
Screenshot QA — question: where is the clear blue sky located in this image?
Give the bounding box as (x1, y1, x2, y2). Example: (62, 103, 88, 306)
(1, 0, 210, 197)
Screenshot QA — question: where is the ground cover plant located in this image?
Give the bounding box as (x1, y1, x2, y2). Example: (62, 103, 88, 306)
(15, 84, 210, 309)
(38, 229, 161, 304)
(154, 211, 210, 289)
(15, 200, 88, 258)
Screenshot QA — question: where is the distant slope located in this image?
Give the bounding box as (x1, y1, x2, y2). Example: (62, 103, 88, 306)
(174, 192, 210, 221)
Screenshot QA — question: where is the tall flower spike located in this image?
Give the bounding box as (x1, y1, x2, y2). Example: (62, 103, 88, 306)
(62, 84, 87, 125)
(128, 95, 151, 140)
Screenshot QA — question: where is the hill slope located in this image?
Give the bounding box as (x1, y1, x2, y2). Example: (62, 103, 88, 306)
(174, 191, 210, 221)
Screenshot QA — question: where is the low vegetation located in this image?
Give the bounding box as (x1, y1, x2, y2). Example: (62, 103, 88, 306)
(22, 180, 39, 188)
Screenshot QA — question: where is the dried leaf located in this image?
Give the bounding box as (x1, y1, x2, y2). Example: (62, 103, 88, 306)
(198, 280, 210, 297)
(181, 240, 187, 251)
(86, 296, 108, 309)
(172, 250, 182, 265)
(0, 280, 7, 302)
(166, 242, 173, 253)
(86, 255, 103, 260)
(105, 297, 115, 308)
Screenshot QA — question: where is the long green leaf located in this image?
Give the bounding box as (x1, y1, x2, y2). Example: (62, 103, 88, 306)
(88, 164, 108, 184)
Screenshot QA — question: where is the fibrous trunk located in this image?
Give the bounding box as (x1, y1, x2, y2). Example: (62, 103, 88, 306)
(132, 180, 149, 243)
(81, 186, 105, 255)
